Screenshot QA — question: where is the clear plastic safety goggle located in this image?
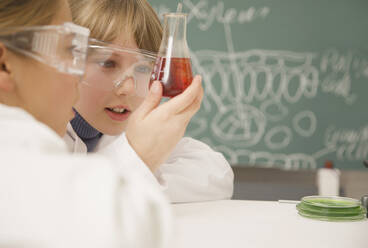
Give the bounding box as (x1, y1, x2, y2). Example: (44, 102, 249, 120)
(82, 39, 157, 97)
(0, 22, 90, 76)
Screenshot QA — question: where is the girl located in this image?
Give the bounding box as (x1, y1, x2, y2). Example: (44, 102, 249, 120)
(0, 0, 203, 247)
(67, 0, 234, 203)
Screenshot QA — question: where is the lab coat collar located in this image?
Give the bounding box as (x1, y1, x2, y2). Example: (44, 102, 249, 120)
(65, 123, 120, 154)
(0, 104, 68, 153)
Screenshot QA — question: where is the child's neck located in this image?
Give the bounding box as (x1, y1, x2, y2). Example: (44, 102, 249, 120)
(70, 109, 103, 152)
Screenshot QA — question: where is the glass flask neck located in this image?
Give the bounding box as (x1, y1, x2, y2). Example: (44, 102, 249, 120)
(163, 14, 187, 41)
(159, 14, 190, 58)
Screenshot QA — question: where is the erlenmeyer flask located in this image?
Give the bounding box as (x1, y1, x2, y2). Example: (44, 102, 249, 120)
(150, 12, 193, 98)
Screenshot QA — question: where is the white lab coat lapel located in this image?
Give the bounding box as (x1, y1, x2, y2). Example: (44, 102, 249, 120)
(64, 123, 120, 154)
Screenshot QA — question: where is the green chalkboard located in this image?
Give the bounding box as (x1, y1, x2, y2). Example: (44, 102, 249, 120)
(149, 0, 368, 170)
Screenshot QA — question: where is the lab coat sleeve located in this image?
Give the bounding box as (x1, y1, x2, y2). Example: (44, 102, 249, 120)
(155, 137, 234, 203)
(71, 155, 172, 248)
(98, 133, 162, 189)
(0, 153, 171, 248)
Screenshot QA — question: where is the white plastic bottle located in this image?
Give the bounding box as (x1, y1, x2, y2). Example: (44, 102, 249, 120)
(316, 160, 340, 196)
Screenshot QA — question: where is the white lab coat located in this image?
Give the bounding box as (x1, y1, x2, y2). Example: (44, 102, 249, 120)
(0, 104, 171, 248)
(64, 123, 234, 203)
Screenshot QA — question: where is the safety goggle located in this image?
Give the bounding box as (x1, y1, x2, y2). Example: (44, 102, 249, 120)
(0, 22, 90, 76)
(82, 39, 157, 97)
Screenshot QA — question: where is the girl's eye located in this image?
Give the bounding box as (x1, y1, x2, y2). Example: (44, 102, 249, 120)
(99, 60, 117, 68)
(135, 64, 151, 74)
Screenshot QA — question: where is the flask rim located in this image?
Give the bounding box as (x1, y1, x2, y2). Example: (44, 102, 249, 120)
(163, 13, 188, 17)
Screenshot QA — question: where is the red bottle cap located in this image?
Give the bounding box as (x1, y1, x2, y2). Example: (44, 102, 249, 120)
(324, 160, 334, 169)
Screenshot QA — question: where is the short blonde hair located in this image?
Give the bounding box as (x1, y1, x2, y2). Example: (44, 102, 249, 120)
(0, 0, 59, 30)
(69, 0, 162, 53)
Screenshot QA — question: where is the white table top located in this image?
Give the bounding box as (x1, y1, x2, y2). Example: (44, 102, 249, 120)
(169, 200, 368, 248)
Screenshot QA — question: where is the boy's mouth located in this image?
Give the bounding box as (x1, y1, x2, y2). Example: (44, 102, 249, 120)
(104, 106, 131, 122)
(106, 107, 129, 114)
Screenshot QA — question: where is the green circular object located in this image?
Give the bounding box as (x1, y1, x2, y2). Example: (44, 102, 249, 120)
(298, 210, 366, 222)
(296, 196, 367, 222)
(302, 196, 361, 208)
(297, 203, 366, 217)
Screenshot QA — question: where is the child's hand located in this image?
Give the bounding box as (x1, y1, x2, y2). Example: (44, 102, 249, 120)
(126, 75, 203, 172)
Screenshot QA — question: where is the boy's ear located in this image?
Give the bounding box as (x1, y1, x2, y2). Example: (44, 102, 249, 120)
(0, 43, 15, 92)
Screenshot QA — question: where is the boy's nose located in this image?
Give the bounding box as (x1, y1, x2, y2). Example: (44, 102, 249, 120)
(114, 76, 136, 96)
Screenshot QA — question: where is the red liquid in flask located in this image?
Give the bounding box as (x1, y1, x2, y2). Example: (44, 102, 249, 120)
(150, 57, 193, 97)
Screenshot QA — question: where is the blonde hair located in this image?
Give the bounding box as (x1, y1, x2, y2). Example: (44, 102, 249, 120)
(0, 0, 59, 30)
(69, 0, 162, 53)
